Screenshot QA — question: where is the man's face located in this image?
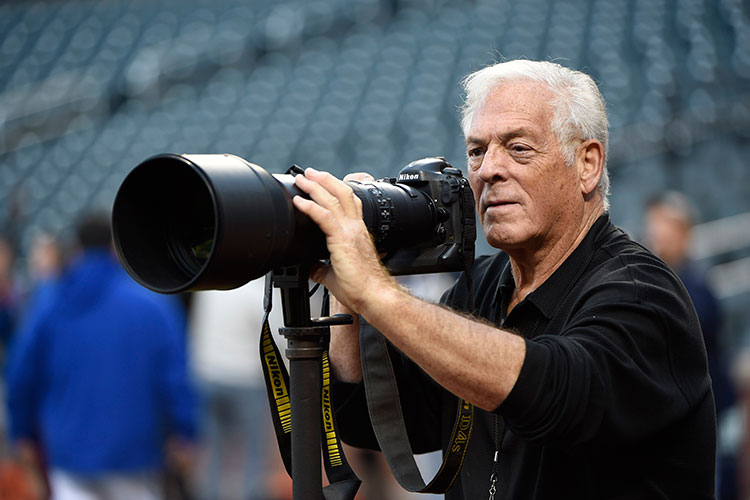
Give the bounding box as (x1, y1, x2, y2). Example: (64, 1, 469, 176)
(465, 81, 584, 251)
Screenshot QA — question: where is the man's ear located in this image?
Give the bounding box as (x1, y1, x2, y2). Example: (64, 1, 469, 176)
(576, 139, 604, 197)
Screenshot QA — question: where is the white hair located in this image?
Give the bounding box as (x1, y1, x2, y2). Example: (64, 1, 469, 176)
(460, 60, 610, 211)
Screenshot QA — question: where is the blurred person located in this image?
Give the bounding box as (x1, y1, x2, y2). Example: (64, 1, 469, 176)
(644, 191, 736, 499)
(27, 232, 63, 285)
(189, 279, 282, 500)
(0, 236, 21, 355)
(644, 192, 732, 414)
(20, 232, 64, 319)
(0, 234, 58, 498)
(732, 349, 750, 500)
(5, 211, 198, 500)
(292, 60, 716, 498)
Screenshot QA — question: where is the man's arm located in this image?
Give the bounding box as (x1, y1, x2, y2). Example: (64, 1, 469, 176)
(294, 168, 525, 411)
(328, 297, 362, 383)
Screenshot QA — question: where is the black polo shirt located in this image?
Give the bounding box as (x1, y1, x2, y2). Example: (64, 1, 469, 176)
(334, 215, 716, 499)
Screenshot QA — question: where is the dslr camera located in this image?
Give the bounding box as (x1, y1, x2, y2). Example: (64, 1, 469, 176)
(112, 154, 476, 293)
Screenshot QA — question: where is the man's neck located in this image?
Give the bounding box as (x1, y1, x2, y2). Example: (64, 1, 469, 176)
(506, 207, 604, 309)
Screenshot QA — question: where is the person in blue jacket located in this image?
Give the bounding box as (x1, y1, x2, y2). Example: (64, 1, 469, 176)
(6, 211, 198, 499)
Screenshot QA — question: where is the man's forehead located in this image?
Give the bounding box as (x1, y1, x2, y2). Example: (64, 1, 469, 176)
(468, 80, 555, 138)
(480, 80, 554, 116)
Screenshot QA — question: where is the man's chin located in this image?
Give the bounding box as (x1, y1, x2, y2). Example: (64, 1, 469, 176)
(484, 227, 529, 250)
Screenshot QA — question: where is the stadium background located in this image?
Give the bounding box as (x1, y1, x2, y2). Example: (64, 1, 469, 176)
(0, 0, 749, 479)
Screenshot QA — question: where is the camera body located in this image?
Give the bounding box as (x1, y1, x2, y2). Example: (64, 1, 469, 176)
(360, 157, 476, 275)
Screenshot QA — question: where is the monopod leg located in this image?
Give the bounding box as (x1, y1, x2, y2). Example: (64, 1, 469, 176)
(287, 336, 325, 500)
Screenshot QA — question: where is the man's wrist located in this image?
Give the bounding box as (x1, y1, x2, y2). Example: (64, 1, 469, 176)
(358, 275, 408, 324)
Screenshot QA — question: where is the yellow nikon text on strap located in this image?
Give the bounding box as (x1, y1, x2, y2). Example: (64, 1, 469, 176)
(262, 321, 292, 434)
(322, 351, 343, 467)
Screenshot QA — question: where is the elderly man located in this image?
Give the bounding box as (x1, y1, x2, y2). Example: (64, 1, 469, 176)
(293, 60, 716, 499)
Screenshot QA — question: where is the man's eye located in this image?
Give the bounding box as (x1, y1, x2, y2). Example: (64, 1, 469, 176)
(510, 144, 532, 153)
(467, 147, 483, 158)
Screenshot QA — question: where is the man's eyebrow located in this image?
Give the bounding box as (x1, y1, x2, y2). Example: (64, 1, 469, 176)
(465, 127, 538, 145)
(465, 135, 485, 145)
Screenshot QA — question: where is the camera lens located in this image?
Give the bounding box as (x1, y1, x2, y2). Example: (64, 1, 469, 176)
(114, 154, 316, 293)
(166, 220, 213, 277)
(113, 155, 215, 292)
(112, 154, 446, 293)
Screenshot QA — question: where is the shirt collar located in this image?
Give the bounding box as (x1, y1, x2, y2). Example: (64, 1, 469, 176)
(494, 214, 615, 320)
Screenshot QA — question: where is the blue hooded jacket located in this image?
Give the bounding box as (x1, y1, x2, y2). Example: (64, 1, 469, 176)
(6, 250, 197, 475)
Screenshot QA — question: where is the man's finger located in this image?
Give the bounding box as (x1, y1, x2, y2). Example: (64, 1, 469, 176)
(294, 173, 345, 218)
(292, 194, 340, 237)
(301, 168, 362, 218)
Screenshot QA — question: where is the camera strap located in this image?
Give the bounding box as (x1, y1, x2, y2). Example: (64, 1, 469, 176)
(259, 274, 361, 500)
(458, 177, 477, 313)
(360, 319, 474, 493)
(358, 181, 478, 494)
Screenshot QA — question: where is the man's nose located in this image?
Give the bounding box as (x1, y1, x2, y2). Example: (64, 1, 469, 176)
(477, 146, 507, 184)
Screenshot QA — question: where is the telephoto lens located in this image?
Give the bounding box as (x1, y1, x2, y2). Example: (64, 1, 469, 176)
(112, 154, 453, 294)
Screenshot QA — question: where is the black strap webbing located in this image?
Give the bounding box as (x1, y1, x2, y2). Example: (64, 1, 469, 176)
(360, 319, 474, 493)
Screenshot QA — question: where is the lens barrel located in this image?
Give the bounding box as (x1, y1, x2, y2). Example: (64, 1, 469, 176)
(112, 154, 438, 293)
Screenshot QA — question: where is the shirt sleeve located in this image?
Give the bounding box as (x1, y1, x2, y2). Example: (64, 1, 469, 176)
(498, 263, 711, 452)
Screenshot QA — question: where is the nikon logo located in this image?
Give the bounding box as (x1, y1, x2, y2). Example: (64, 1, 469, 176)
(398, 173, 421, 181)
(322, 352, 343, 466)
(262, 332, 291, 433)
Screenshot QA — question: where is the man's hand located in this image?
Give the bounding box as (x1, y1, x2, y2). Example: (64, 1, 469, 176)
(293, 169, 525, 409)
(296, 170, 381, 383)
(292, 168, 395, 313)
